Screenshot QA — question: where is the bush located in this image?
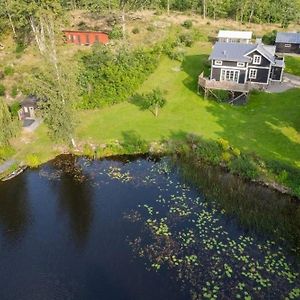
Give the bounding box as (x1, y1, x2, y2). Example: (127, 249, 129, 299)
(218, 138, 230, 151)
(25, 153, 42, 168)
(182, 19, 193, 29)
(0, 84, 5, 96)
(179, 33, 193, 47)
(132, 27, 139, 34)
(4, 66, 14, 76)
(11, 85, 18, 98)
(0, 146, 15, 161)
(221, 151, 232, 162)
(196, 140, 222, 165)
(79, 46, 159, 108)
(262, 30, 277, 45)
(229, 155, 259, 179)
(169, 48, 185, 62)
(109, 26, 123, 39)
(15, 42, 25, 54)
(9, 101, 21, 117)
(147, 25, 155, 32)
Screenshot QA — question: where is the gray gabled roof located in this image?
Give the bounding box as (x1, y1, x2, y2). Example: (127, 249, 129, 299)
(276, 32, 300, 44)
(209, 42, 276, 64)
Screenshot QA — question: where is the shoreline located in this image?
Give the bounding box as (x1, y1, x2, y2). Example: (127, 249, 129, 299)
(1, 145, 299, 203)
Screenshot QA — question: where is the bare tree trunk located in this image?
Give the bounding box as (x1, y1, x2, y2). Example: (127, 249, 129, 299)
(7, 12, 16, 37)
(203, 0, 206, 19)
(29, 16, 46, 54)
(167, 0, 170, 16)
(155, 105, 158, 117)
(121, 7, 126, 38)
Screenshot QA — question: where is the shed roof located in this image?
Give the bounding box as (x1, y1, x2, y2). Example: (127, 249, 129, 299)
(21, 95, 38, 107)
(209, 42, 276, 63)
(275, 32, 300, 44)
(218, 30, 252, 40)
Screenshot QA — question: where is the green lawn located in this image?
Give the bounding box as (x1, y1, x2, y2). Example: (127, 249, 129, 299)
(76, 42, 300, 168)
(285, 56, 300, 76)
(16, 42, 300, 169)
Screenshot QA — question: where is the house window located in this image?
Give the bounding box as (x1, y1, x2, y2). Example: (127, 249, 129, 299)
(221, 69, 239, 83)
(249, 69, 257, 79)
(215, 60, 222, 66)
(253, 55, 261, 65)
(284, 44, 291, 47)
(24, 107, 28, 113)
(237, 62, 245, 67)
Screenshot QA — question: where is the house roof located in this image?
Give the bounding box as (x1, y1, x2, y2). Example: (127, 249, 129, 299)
(218, 30, 252, 40)
(209, 42, 276, 64)
(276, 32, 300, 44)
(21, 95, 38, 107)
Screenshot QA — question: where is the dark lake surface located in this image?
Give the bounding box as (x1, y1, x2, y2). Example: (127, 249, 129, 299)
(0, 155, 299, 300)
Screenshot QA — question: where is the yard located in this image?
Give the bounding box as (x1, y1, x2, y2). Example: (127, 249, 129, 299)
(285, 55, 300, 76)
(13, 41, 300, 169)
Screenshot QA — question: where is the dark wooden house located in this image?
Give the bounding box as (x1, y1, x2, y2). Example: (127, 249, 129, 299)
(275, 32, 300, 54)
(63, 30, 109, 46)
(208, 42, 284, 85)
(18, 96, 38, 120)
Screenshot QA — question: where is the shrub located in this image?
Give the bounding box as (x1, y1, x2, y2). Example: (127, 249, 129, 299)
(25, 153, 42, 168)
(182, 19, 193, 29)
(11, 85, 18, 98)
(218, 138, 230, 151)
(83, 144, 95, 157)
(169, 48, 185, 61)
(179, 33, 193, 47)
(196, 140, 222, 165)
(232, 147, 241, 157)
(109, 26, 123, 39)
(9, 101, 21, 117)
(0, 84, 5, 96)
(221, 151, 232, 162)
(229, 156, 259, 179)
(262, 30, 277, 45)
(15, 42, 25, 54)
(132, 27, 139, 34)
(147, 25, 155, 32)
(4, 66, 14, 76)
(0, 146, 15, 161)
(79, 46, 158, 108)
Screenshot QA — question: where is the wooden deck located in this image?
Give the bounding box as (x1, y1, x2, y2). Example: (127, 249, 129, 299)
(198, 73, 250, 93)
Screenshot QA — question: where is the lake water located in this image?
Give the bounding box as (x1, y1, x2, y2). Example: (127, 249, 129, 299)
(0, 155, 299, 300)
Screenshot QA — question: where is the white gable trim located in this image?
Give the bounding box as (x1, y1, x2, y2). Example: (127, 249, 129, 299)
(244, 48, 274, 64)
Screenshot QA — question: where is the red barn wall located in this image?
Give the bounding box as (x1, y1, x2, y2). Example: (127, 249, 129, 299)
(63, 31, 109, 45)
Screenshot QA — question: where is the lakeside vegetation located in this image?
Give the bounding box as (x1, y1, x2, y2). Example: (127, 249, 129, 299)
(0, 2, 299, 198)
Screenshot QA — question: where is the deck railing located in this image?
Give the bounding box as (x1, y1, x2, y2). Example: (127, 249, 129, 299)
(198, 73, 250, 93)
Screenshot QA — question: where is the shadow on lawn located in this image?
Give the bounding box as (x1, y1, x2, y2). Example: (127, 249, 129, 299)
(205, 90, 300, 168)
(181, 54, 210, 93)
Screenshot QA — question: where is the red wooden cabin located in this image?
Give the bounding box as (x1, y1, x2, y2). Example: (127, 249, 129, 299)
(63, 30, 109, 46)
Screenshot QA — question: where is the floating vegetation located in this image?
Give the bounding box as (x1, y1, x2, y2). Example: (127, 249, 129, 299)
(107, 166, 133, 182)
(119, 158, 300, 299)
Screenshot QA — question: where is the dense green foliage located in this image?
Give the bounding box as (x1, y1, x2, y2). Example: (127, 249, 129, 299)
(0, 97, 15, 146)
(0, 84, 5, 96)
(79, 45, 159, 108)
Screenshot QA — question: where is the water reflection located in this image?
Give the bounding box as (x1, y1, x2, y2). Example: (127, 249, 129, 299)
(0, 175, 29, 243)
(54, 155, 93, 248)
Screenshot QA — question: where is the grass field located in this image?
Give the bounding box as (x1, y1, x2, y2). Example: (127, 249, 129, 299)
(285, 56, 300, 76)
(75, 42, 300, 167)
(12, 41, 300, 170)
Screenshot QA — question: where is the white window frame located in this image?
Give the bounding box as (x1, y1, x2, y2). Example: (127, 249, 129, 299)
(253, 55, 261, 65)
(24, 107, 28, 113)
(284, 44, 291, 48)
(249, 69, 257, 79)
(237, 62, 245, 67)
(220, 69, 240, 83)
(215, 60, 223, 66)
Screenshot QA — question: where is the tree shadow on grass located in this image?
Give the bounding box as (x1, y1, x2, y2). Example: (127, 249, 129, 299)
(205, 90, 300, 167)
(181, 54, 210, 94)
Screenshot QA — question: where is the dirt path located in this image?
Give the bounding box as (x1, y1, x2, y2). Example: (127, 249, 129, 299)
(0, 159, 16, 174)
